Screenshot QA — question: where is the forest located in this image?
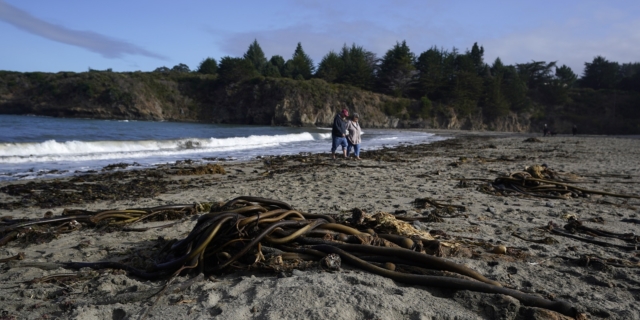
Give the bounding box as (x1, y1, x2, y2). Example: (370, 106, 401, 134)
(2, 40, 639, 134)
(155, 39, 640, 133)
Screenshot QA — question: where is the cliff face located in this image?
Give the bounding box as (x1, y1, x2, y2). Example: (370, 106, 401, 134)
(0, 71, 532, 131)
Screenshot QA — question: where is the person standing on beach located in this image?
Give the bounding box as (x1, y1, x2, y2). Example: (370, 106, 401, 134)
(331, 108, 349, 159)
(346, 113, 362, 160)
(543, 124, 549, 137)
(572, 125, 578, 136)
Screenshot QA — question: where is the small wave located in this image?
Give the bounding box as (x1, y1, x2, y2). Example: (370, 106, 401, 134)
(0, 132, 331, 164)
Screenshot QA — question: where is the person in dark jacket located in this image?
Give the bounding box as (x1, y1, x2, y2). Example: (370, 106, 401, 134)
(331, 109, 349, 159)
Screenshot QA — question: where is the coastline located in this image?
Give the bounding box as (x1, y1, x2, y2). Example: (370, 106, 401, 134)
(1, 131, 639, 319)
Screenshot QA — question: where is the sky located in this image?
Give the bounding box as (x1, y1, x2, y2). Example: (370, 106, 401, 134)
(1, 0, 639, 76)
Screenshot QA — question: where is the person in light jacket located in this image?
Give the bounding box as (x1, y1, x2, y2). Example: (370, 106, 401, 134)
(346, 113, 362, 160)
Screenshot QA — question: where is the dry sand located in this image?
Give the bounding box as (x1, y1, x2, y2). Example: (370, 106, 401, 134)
(0, 131, 639, 320)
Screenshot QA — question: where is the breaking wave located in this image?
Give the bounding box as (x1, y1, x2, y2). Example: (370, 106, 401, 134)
(0, 132, 331, 164)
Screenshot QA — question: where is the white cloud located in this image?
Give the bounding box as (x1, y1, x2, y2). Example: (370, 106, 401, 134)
(0, 0, 166, 60)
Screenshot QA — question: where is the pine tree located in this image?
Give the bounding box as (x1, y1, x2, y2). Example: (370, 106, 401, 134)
(243, 39, 268, 75)
(290, 43, 315, 80)
(316, 51, 343, 83)
(269, 55, 286, 77)
(377, 40, 417, 97)
(581, 56, 620, 90)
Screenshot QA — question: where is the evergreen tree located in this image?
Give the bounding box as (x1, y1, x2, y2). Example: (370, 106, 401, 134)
(377, 40, 417, 97)
(290, 43, 315, 80)
(196, 57, 218, 75)
(502, 66, 529, 111)
(555, 64, 577, 88)
(516, 61, 557, 89)
(243, 39, 268, 74)
(218, 56, 259, 83)
(618, 62, 640, 92)
(451, 54, 482, 115)
(282, 60, 294, 78)
(415, 47, 448, 100)
(490, 57, 505, 76)
(481, 72, 509, 118)
(339, 44, 376, 90)
(269, 55, 286, 77)
(316, 50, 343, 83)
(263, 63, 281, 78)
(581, 56, 620, 90)
(469, 42, 485, 73)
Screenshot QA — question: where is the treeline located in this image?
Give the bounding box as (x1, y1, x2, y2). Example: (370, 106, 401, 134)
(154, 40, 640, 124)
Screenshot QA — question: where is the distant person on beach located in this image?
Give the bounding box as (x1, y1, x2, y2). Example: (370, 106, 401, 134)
(331, 108, 349, 159)
(572, 125, 578, 136)
(346, 113, 362, 160)
(543, 124, 549, 137)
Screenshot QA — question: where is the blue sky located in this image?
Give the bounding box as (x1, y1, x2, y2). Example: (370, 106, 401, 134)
(1, 0, 638, 76)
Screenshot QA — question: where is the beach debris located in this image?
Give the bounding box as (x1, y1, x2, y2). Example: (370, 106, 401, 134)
(412, 197, 466, 212)
(523, 137, 543, 143)
(102, 162, 140, 171)
(477, 165, 640, 200)
(0, 170, 168, 209)
(492, 245, 507, 255)
(0, 204, 198, 248)
(544, 221, 639, 251)
(173, 163, 226, 175)
(2, 196, 578, 318)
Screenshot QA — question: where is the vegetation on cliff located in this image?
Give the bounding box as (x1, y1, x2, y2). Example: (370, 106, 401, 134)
(1, 40, 639, 133)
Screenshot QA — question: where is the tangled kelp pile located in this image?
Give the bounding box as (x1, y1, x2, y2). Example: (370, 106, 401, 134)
(3, 196, 580, 317)
(477, 165, 640, 200)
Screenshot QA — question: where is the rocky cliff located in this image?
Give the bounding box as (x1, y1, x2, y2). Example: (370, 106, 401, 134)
(0, 70, 533, 131)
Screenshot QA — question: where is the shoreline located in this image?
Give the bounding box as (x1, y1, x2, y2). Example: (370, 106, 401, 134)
(1, 132, 639, 319)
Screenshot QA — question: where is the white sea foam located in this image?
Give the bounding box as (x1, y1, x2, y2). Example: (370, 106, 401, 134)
(0, 132, 331, 164)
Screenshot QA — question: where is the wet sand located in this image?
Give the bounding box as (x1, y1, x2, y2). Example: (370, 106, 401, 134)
(0, 131, 639, 319)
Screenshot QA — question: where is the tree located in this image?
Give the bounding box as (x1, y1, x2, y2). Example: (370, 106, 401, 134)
(262, 63, 281, 78)
(481, 72, 509, 118)
(269, 55, 286, 77)
(289, 43, 315, 80)
(451, 54, 483, 115)
(618, 62, 640, 92)
(244, 39, 268, 74)
(502, 66, 529, 111)
(196, 57, 218, 75)
(415, 47, 449, 100)
(516, 61, 557, 90)
(316, 50, 343, 83)
(377, 40, 417, 97)
(338, 44, 377, 90)
(171, 63, 191, 73)
(217, 56, 259, 83)
(469, 42, 485, 73)
(555, 64, 577, 88)
(581, 56, 620, 90)
(490, 57, 505, 76)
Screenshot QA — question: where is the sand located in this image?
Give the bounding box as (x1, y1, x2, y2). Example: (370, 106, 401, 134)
(0, 131, 639, 320)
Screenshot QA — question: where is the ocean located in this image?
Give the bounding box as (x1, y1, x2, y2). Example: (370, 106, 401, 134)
(0, 115, 445, 181)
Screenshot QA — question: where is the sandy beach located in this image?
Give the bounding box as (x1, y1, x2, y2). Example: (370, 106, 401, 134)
(1, 131, 639, 320)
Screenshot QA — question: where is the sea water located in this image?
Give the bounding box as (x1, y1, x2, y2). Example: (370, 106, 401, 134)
(0, 115, 445, 181)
